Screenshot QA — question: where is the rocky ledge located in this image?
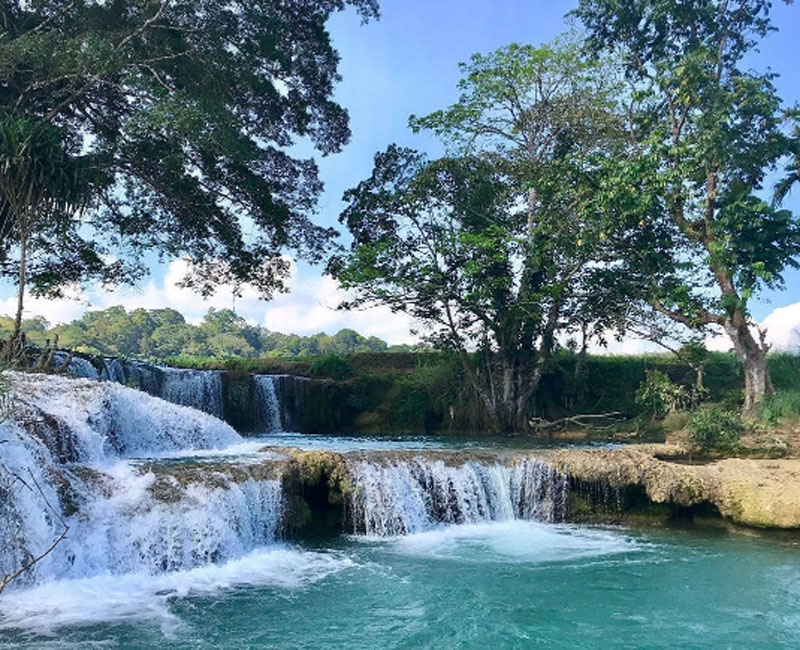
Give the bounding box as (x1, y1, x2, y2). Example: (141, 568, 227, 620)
(538, 445, 800, 529)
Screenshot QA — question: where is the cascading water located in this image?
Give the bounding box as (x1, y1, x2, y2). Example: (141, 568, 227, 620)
(0, 372, 284, 590)
(54, 468, 284, 579)
(51, 351, 100, 380)
(253, 375, 283, 433)
(125, 360, 162, 395)
(346, 456, 568, 536)
(100, 358, 127, 384)
(157, 367, 224, 419)
(13, 372, 239, 461)
(47, 355, 225, 419)
(1, 371, 573, 599)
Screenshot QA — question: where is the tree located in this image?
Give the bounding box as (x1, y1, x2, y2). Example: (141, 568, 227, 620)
(574, 0, 800, 413)
(0, 0, 379, 312)
(0, 113, 98, 360)
(332, 40, 626, 431)
(774, 123, 800, 205)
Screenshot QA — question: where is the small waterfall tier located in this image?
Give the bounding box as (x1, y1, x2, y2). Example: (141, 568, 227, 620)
(157, 367, 224, 419)
(11, 372, 239, 462)
(46, 355, 225, 419)
(253, 375, 283, 433)
(51, 351, 101, 380)
(59, 467, 284, 579)
(346, 456, 568, 536)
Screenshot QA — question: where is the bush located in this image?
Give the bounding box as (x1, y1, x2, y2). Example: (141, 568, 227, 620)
(310, 353, 353, 380)
(689, 406, 743, 451)
(762, 390, 800, 424)
(662, 411, 690, 433)
(635, 370, 691, 416)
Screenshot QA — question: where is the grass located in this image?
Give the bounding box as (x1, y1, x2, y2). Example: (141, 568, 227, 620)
(762, 390, 800, 425)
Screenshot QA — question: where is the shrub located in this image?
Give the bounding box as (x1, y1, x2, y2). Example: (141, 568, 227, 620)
(635, 370, 691, 416)
(767, 354, 800, 392)
(689, 406, 743, 451)
(662, 411, 690, 433)
(310, 353, 353, 380)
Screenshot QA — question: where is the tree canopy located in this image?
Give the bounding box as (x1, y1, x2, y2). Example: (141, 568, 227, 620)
(0, 0, 378, 302)
(1, 305, 397, 359)
(573, 0, 800, 411)
(332, 40, 627, 431)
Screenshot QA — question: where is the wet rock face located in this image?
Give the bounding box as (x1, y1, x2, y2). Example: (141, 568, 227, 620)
(221, 372, 256, 432)
(273, 376, 353, 434)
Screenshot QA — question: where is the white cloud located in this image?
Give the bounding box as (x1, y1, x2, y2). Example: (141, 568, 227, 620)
(261, 272, 418, 344)
(704, 302, 800, 353)
(761, 302, 800, 352)
(0, 289, 90, 326)
(4, 262, 799, 351)
(0, 259, 420, 345)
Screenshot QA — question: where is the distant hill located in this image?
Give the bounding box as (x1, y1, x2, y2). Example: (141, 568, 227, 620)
(0, 306, 427, 360)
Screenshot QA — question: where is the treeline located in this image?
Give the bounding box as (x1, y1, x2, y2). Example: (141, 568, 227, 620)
(0, 306, 419, 359)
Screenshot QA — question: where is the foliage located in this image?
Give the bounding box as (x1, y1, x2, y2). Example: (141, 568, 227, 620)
(635, 370, 691, 417)
(0, 111, 114, 361)
(573, 0, 800, 410)
(689, 406, 743, 451)
(774, 123, 800, 206)
(766, 353, 800, 392)
(310, 354, 354, 380)
(332, 38, 626, 431)
(661, 410, 690, 433)
(0, 0, 378, 300)
(0, 306, 398, 360)
(762, 391, 800, 425)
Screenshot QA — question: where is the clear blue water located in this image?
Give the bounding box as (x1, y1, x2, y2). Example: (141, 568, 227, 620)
(254, 431, 620, 452)
(2, 522, 799, 649)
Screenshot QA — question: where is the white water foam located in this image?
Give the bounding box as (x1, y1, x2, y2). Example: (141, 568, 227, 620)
(0, 418, 67, 585)
(1, 373, 279, 590)
(9, 372, 240, 462)
(0, 547, 356, 635)
(347, 456, 568, 536)
(52, 463, 284, 579)
(383, 520, 641, 564)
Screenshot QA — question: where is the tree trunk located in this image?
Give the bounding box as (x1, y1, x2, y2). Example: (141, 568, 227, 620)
(491, 359, 529, 433)
(13, 234, 27, 340)
(7, 233, 27, 364)
(722, 317, 772, 414)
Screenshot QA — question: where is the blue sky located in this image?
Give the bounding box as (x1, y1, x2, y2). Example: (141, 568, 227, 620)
(5, 0, 800, 347)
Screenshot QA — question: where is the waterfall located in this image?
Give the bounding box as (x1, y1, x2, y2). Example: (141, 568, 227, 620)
(12, 372, 239, 461)
(46, 356, 224, 420)
(158, 367, 224, 419)
(100, 358, 127, 384)
(347, 456, 567, 536)
(253, 375, 283, 433)
(126, 360, 162, 395)
(53, 468, 283, 579)
(511, 457, 570, 523)
(0, 372, 285, 590)
(51, 352, 100, 380)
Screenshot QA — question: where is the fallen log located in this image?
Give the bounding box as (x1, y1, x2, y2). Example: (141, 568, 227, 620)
(528, 412, 626, 432)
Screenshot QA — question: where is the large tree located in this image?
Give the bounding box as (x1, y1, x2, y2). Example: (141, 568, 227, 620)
(0, 0, 378, 318)
(573, 0, 800, 412)
(332, 41, 625, 431)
